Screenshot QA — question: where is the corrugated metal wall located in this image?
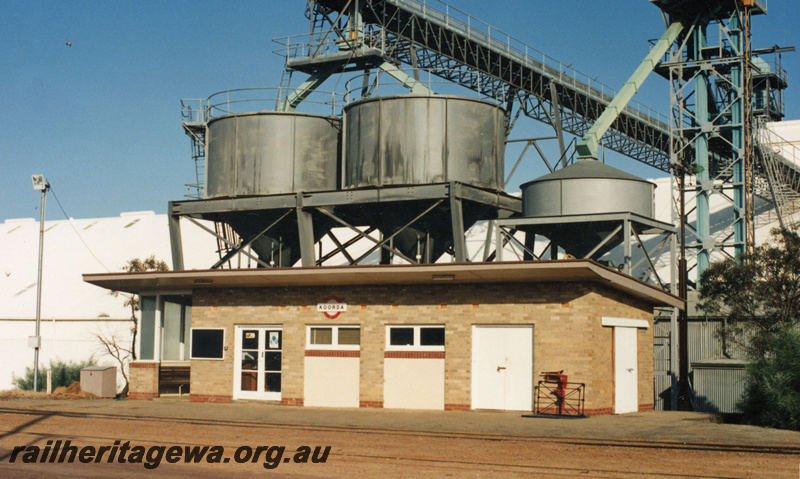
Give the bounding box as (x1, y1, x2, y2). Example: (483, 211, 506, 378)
(692, 362, 748, 413)
(653, 318, 748, 412)
(687, 321, 748, 364)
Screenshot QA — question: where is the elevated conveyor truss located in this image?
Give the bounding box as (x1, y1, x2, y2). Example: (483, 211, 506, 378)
(288, 0, 673, 172)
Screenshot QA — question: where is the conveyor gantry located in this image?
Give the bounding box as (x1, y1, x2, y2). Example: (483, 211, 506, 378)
(284, 0, 674, 172)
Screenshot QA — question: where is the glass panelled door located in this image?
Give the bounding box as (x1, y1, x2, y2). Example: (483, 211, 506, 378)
(234, 326, 282, 400)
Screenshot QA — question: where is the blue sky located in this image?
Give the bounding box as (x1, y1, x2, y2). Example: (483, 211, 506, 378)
(2, 0, 798, 222)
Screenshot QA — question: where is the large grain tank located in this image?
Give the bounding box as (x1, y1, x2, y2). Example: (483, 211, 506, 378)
(520, 159, 656, 259)
(204, 111, 341, 267)
(205, 112, 341, 198)
(342, 95, 504, 191)
(341, 95, 506, 262)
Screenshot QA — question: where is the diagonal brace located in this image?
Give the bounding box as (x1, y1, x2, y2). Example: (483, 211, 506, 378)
(210, 211, 293, 269)
(632, 226, 666, 290)
(576, 21, 684, 159)
(378, 61, 434, 95)
(315, 208, 418, 264)
(582, 224, 624, 260)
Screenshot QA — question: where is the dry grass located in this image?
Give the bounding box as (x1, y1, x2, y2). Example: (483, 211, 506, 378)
(0, 389, 47, 400)
(0, 382, 99, 400)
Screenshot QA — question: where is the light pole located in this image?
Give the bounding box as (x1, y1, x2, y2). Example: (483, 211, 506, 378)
(31, 174, 49, 392)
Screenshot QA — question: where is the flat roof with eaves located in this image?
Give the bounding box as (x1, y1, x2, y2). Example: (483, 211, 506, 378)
(83, 260, 684, 310)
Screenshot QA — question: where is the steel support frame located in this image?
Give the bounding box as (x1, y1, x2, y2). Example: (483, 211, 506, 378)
(494, 212, 676, 289)
(168, 202, 185, 271)
(214, 211, 294, 269)
(314, 200, 442, 265)
(660, 5, 757, 412)
(168, 183, 520, 269)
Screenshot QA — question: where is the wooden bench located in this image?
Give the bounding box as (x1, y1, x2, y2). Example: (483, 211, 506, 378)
(159, 366, 191, 396)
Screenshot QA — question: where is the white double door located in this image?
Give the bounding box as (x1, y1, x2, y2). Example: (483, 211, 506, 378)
(233, 326, 283, 400)
(472, 325, 534, 411)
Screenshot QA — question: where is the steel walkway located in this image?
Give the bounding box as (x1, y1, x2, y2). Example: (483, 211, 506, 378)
(755, 119, 800, 227)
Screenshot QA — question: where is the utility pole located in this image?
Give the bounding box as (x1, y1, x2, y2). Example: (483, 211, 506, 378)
(31, 174, 49, 392)
(677, 169, 690, 410)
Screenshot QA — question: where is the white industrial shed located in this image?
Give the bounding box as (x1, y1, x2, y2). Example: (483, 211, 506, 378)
(0, 211, 219, 391)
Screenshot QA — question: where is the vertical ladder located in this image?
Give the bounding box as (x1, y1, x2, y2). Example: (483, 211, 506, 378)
(180, 99, 208, 199)
(275, 68, 295, 111)
(187, 135, 205, 200)
(214, 222, 241, 269)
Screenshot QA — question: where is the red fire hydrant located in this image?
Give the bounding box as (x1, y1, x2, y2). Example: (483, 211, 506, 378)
(541, 371, 569, 414)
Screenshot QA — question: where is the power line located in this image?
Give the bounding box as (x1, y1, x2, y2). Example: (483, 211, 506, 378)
(48, 186, 112, 273)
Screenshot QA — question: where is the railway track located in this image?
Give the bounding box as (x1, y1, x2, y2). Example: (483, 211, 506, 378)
(2, 406, 798, 457)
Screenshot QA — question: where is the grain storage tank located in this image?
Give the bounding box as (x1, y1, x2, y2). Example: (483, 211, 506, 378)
(339, 94, 506, 262)
(519, 159, 656, 259)
(342, 95, 504, 191)
(205, 112, 341, 198)
(203, 111, 341, 267)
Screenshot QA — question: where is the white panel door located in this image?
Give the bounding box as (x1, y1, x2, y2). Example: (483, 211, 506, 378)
(472, 326, 533, 411)
(614, 326, 639, 414)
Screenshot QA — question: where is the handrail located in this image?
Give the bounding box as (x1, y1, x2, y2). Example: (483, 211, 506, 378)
(181, 88, 345, 122)
(758, 118, 800, 174)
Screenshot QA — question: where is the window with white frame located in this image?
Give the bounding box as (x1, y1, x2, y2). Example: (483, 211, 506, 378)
(385, 325, 445, 351)
(306, 325, 361, 350)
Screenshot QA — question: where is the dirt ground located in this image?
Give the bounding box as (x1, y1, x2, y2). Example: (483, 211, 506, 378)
(0, 399, 799, 478)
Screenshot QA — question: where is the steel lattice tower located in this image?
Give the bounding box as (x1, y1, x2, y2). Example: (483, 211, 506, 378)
(653, 0, 789, 282)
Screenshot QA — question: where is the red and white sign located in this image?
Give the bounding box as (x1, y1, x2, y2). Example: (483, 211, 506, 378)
(317, 296, 347, 319)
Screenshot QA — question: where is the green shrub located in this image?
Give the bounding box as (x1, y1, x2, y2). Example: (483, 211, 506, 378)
(13, 358, 97, 392)
(738, 328, 800, 430)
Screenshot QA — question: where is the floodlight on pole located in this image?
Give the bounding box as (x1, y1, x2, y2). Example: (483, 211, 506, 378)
(32, 174, 46, 190)
(31, 174, 49, 392)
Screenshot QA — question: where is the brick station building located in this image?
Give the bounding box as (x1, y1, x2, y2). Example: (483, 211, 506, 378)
(84, 260, 682, 416)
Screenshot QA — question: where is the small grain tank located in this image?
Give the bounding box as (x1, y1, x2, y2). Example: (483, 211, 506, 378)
(519, 159, 656, 259)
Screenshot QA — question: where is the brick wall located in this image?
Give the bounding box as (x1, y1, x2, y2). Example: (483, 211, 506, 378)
(128, 361, 158, 400)
(190, 280, 653, 413)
